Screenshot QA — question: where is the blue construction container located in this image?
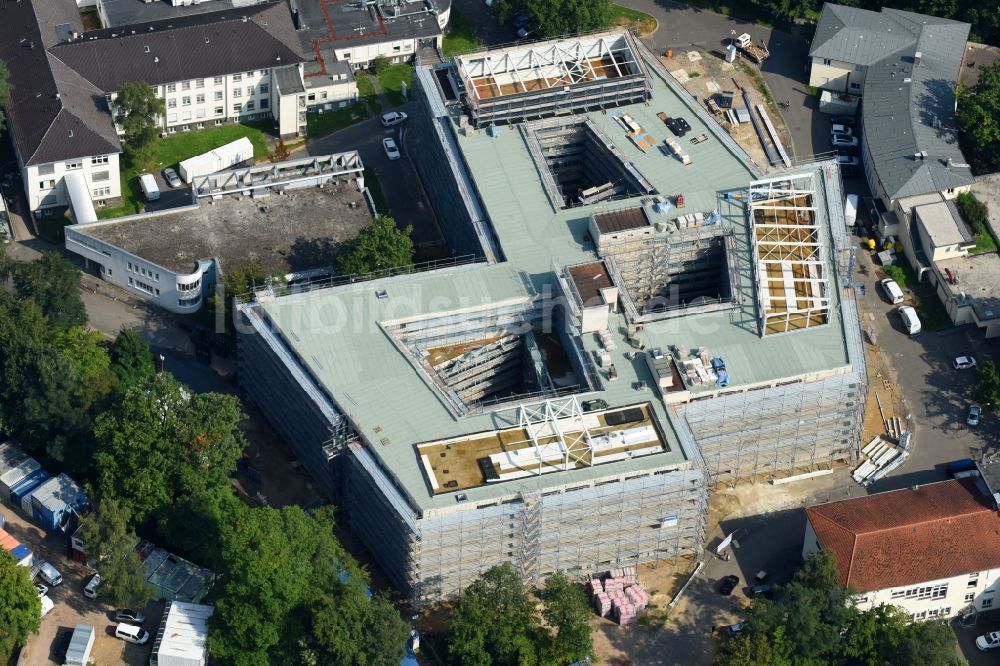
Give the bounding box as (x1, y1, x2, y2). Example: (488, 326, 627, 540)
(9, 468, 49, 504)
(28, 474, 87, 533)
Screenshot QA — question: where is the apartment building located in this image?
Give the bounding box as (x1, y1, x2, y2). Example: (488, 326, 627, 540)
(804, 479, 1000, 620)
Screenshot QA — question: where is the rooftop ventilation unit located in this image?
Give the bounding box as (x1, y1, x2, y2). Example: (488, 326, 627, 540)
(914, 51, 922, 65)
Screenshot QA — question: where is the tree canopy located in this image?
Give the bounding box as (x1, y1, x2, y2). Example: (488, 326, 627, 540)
(974, 359, 1000, 409)
(0, 550, 41, 660)
(957, 61, 1000, 174)
(9, 251, 87, 331)
(94, 373, 246, 524)
(718, 551, 965, 666)
(115, 82, 165, 165)
(336, 215, 414, 278)
(494, 0, 611, 38)
(79, 497, 152, 609)
(110, 328, 157, 390)
(448, 564, 594, 666)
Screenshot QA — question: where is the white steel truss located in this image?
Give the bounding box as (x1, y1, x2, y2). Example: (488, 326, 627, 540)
(748, 173, 831, 335)
(457, 34, 640, 101)
(515, 396, 597, 473)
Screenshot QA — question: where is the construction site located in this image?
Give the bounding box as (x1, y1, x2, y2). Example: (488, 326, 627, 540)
(236, 30, 866, 602)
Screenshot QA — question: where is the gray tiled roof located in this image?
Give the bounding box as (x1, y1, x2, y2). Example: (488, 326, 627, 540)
(859, 9, 972, 200)
(809, 4, 915, 65)
(50, 3, 304, 92)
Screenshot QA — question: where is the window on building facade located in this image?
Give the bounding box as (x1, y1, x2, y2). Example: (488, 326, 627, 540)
(196, 94, 205, 104)
(214, 76, 223, 85)
(182, 96, 191, 106)
(38, 164, 55, 176)
(233, 74, 242, 82)
(890, 584, 948, 601)
(823, 58, 832, 65)
(966, 592, 976, 602)
(39, 179, 55, 189)
(246, 71, 254, 77)
(182, 81, 191, 91)
(92, 187, 111, 197)
(167, 83, 176, 93)
(855, 65, 863, 72)
(233, 104, 241, 114)
(969, 573, 980, 588)
(134, 279, 154, 295)
(196, 79, 204, 88)
(850, 82, 860, 90)
(260, 83, 269, 93)
(215, 106, 224, 115)
(233, 88, 242, 98)
(167, 99, 177, 109)
(984, 598, 994, 609)
(214, 91, 223, 101)
(246, 101, 255, 111)
(260, 98, 269, 109)
(65, 161, 82, 170)
(93, 171, 110, 182)
(91, 155, 109, 165)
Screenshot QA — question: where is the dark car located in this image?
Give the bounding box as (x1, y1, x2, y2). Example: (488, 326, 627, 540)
(665, 116, 691, 137)
(115, 608, 147, 624)
(718, 574, 739, 596)
(54, 628, 73, 662)
(748, 582, 773, 598)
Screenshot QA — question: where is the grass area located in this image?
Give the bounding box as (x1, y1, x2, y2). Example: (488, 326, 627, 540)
(377, 63, 414, 106)
(97, 123, 271, 219)
(955, 191, 997, 254)
(363, 167, 387, 214)
(357, 74, 378, 100)
(306, 104, 375, 140)
(609, 4, 658, 36)
(443, 9, 477, 56)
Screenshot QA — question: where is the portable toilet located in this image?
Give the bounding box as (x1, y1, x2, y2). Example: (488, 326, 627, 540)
(28, 474, 87, 533)
(65, 625, 95, 666)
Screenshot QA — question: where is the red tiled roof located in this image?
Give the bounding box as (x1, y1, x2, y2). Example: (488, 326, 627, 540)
(805, 479, 1000, 593)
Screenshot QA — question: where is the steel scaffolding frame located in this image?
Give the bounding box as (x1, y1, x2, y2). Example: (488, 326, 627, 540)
(516, 396, 597, 472)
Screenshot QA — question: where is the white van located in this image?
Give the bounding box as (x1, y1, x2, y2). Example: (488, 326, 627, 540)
(40, 594, 54, 618)
(844, 193, 858, 228)
(897, 305, 922, 336)
(138, 173, 160, 202)
(38, 561, 62, 586)
(83, 573, 102, 599)
(114, 623, 150, 645)
(880, 278, 904, 304)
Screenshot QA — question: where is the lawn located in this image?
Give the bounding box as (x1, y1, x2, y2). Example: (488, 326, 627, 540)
(609, 4, 658, 36)
(98, 123, 271, 219)
(377, 63, 414, 106)
(306, 103, 375, 140)
(443, 9, 477, 56)
(363, 167, 387, 214)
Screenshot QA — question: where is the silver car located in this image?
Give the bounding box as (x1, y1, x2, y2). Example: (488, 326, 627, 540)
(380, 111, 408, 127)
(162, 167, 182, 188)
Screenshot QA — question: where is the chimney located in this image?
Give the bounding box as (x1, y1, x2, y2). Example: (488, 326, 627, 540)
(914, 51, 922, 65)
(67, 129, 73, 138)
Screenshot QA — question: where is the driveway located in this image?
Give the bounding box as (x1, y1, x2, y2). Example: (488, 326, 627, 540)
(955, 612, 1000, 666)
(617, 0, 820, 160)
(306, 104, 445, 254)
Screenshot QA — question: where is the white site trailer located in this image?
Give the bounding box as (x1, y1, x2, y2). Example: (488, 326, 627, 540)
(65, 624, 95, 666)
(178, 137, 254, 184)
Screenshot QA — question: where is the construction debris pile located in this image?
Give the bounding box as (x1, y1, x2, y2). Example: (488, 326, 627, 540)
(588, 566, 649, 625)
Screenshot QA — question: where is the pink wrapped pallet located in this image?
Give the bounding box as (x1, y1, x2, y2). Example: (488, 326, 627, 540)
(589, 578, 603, 594)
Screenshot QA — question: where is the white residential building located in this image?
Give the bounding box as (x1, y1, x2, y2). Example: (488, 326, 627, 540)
(804, 478, 1000, 620)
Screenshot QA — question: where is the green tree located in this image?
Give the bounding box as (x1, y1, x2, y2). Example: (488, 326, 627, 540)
(110, 328, 157, 389)
(115, 82, 166, 166)
(94, 373, 246, 523)
(718, 626, 793, 666)
(974, 359, 1000, 409)
(541, 572, 592, 664)
(336, 215, 414, 277)
(371, 55, 391, 74)
(209, 505, 355, 665)
(0, 550, 41, 659)
(78, 497, 152, 609)
(448, 563, 544, 666)
(495, 0, 611, 38)
(303, 585, 409, 666)
(0, 59, 12, 130)
(10, 252, 87, 330)
(957, 62, 1000, 173)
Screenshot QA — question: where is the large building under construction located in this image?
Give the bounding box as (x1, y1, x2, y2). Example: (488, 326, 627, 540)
(236, 31, 867, 601)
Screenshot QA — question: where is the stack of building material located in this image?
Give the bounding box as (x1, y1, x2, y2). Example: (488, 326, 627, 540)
(590, 567, 649, 625)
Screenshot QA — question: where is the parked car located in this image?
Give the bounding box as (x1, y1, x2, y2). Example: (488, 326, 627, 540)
(831, 124, 853, 136)
(836, 154, 860, 168)
(748, 582, 772, 598)
(829, 115, 856, 126)
(718, 575, 739, 596)
(512, 12, 530, 29)
(162, 167, 182, 188)
(879, 278, 904, 304)
(383, 137, 400, 161)
(968, 404, 981, 427)
(38, 561, 62, 586)
(34, 582, 48, 597)
(517, 26, 533, 39)
(114, 623, 150, 645)
(665, 116, 691, 137)
(897, 305, 921, 336)
(380, 111, 408, 127)
(831, 134, 859, 148)
(54, 628, 73, 662)
(83, 573, 102, 599)
(114, 608, 147, 624)
(977, 631, 1000, 651)
(953, 355, 977, 370)
(726, 623, 745, 636)
(40, 594, 54, 618)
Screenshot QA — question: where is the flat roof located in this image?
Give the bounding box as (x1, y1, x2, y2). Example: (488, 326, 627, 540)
(80, 180, 370, 276)
(97, 0, 256, 27)
(296, 0, 448, 57)
(568, 261, 613, 305)
(593, 208, 649, 234)
(154, 602, 213, 662)
(936, 252, 1000, 321)
(915, 201, 971, 248)
(246, 35, 858, 511)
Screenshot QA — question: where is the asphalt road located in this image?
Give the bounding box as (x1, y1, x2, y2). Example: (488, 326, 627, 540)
(306, 104, 445, 253)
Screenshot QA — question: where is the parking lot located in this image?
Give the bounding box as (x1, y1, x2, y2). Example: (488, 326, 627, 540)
(2, 505, 163, 665)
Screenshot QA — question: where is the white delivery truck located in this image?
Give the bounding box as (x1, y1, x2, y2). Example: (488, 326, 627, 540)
(139, 173, 160, 202)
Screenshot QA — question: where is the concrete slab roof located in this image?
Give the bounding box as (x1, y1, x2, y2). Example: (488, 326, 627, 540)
(250, 38, 858, 510)
(915, 200, 970, 248)
(936, 252, 1000, 322)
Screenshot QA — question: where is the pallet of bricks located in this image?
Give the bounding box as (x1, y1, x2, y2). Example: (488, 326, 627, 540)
(587, 566, 649, 625)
